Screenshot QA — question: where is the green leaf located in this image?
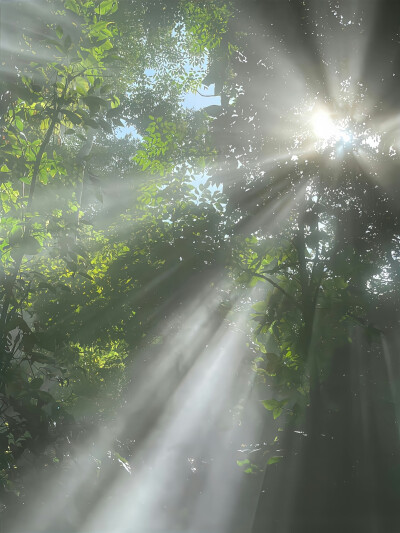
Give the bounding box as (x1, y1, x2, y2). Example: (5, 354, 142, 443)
(98, 118, 113, 134)
(262, 399, 280, 411)
(262, 398, 288, 419)
(15, 117, 24, 131)
(95, 0, 117, 15)
(62, 110, 82, 125)
(267, 456, 283, 465)
(9, 226, 23, 246)
(83, 118, 99, 129)
(334, 277, 347, 289)
(29, 377, 43, 389)
(64, 35, 72, 51)
(65, 0, 79, 13)
(37, 390, 54, 401)
(83, 96, 108, 108)
(55, 25, 63, 39)
(266, 352, 281, 375)
(22, 236, 41, 255)
(237, 459, 250, 467)
(252, 301, 267, 313)
(114, 452, 129, 464)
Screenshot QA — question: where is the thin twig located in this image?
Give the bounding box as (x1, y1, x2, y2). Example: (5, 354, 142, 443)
(247, 270, 302, 310)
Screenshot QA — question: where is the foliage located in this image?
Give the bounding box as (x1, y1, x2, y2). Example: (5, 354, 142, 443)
(0, 0, 231, 503)
(0, 0, 126, 492)
(205, 4, 400, 528)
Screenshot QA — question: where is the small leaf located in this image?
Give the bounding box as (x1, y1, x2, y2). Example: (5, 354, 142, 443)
(262, 399, 280, 411)
(29, 377, 43, 389)
(64, 35, 72, 51)
(95, 0, 115, 14)
(114, 452, 129, 465)
(62, 110, 82, 125)
(15, 117, 24, 131)
(9, 226, 23, 246)
(266, 353, 281, 375)
(252, 301, 267, 313)
(262, 398, 288, 418)
(267, 456, 283, 465)
(83, 118, 99, 129)
(83, 95, 108, 108)
(37, 390, 54, 402)
(55, 25, 63, 39)
(98, 118, 113, 134)
(22, 236, 41, 255)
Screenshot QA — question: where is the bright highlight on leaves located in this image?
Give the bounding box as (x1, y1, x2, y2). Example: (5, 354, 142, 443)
(262, 399, 288, 419)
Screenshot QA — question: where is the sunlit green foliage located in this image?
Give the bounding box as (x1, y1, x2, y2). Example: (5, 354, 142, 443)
(0, 0, 230, 499)
(0, 0, 124, 491)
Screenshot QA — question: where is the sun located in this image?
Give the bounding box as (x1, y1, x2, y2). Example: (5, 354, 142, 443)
(312, 109, 352, 145)
(312, 110, 337, 139)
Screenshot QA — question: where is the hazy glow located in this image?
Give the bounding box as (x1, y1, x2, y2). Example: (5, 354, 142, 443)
(311, 108, 353, 148)
(312, 110, 339, 139)
(11, 282, 271, 533)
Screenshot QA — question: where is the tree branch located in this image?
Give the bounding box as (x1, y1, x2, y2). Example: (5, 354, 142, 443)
(249, 271, 302, 310)
(0, 78, 69, 334)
